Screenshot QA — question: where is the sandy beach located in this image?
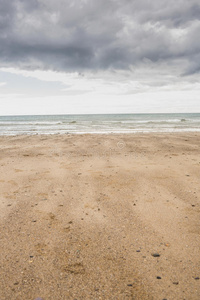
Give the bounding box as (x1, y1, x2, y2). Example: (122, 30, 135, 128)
(0, 133, 199, 300)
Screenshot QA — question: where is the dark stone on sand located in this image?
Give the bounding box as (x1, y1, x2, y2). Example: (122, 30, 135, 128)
(136, 250, 141, 252)
(156, 276, 162, 279)
(191, 204, 195, 207)
(127, 284, 133, 286)
(152, 253, 160, 257)
(195, 277, 199, 280)
(173, 281, 179, 285)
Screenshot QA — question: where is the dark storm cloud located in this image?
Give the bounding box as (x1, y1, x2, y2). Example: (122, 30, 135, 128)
(0, 0, 200, 74)
(0, 0, 15, 31)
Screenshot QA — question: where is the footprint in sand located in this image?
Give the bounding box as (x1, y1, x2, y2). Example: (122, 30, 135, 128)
(63, 263, 85, 274)
(62, 226, 71, 233)
(34, 243, 48, 256)
(46, 212, 58, 227)
(37, 193, 48, 197)
(8, 180, 18, 186)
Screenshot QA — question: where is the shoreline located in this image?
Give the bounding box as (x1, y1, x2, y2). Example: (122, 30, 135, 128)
(0, 133, 200, 299)
(1, 130, 200, 137)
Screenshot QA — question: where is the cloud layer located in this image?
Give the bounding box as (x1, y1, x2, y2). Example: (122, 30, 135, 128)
(0, 0, 200, 75)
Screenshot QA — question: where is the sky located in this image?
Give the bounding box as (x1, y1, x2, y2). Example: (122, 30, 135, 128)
(0, 0, 200, 115)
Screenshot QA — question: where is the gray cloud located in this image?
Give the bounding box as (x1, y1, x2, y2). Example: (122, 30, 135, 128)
(0, 0, 200, 75)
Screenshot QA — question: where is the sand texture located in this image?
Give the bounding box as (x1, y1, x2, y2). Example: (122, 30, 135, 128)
(0, 133, 200, 299)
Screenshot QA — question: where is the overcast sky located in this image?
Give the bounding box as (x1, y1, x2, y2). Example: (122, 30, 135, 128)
(0, 0, 200, 115)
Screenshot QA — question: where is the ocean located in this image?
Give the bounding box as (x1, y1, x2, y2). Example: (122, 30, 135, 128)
(0, 113, 200, 135)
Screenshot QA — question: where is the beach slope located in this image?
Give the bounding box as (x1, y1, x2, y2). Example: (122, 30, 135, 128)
(0, 133, 199, 299)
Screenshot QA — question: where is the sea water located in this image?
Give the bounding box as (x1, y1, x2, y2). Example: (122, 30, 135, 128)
(0, 113, 200, 135)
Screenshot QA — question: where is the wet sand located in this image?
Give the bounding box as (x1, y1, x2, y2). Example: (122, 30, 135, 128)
(0, 133, 200, 299)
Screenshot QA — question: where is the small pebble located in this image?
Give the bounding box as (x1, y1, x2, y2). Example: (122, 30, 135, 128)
(127, 284, 133, 286)
(173, 281, 179, 285)
(195, 277, 199, 280)
(136, 250, 141, 252)
(152, 253, 160, 257)
(156, 276, 162, 279)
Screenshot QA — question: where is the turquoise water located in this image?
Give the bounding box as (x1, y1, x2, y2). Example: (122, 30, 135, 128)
(0, 113, 200, 135)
